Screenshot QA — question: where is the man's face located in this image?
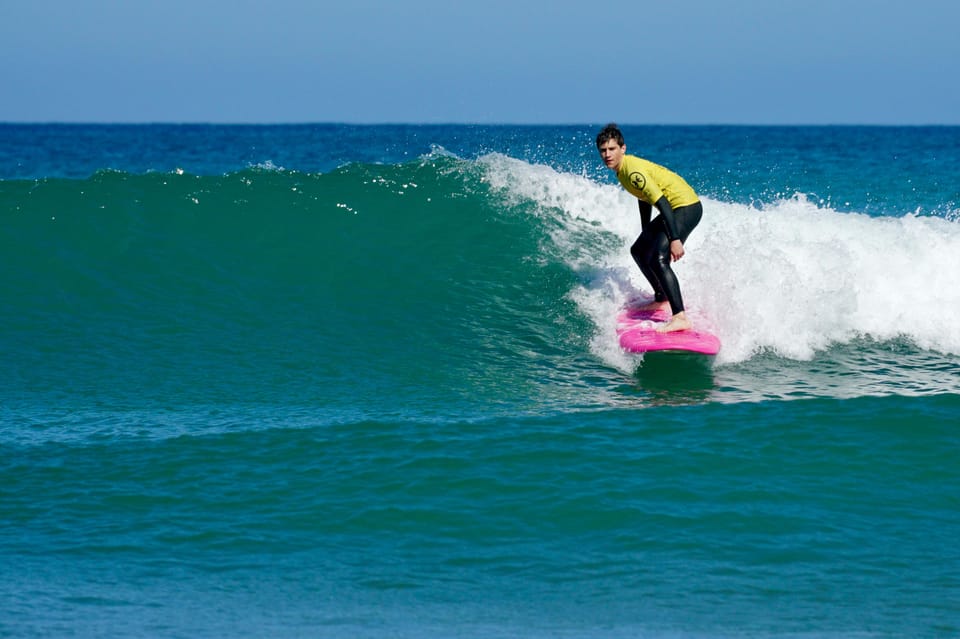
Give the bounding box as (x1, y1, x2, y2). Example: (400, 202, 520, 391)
(598, 138, 625, 171)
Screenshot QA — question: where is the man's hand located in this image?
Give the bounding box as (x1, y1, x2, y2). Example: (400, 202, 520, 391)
(670, 239, 685, 262)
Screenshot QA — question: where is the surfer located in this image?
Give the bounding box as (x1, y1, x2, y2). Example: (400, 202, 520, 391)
(597, 123, 703, 333)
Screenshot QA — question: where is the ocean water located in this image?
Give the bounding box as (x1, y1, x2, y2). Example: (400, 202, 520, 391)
(1, 124, 959, 638)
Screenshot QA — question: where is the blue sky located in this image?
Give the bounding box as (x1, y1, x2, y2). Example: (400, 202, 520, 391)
(3, 0, 959, 124)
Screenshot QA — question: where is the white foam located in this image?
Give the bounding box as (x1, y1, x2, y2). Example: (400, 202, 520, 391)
(480, 154, 960, 367)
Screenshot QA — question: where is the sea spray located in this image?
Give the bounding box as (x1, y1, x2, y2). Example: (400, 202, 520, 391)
(480, 154, 960, 366)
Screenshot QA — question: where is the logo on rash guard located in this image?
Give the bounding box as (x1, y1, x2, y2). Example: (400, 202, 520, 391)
(629, 172, 646, 191)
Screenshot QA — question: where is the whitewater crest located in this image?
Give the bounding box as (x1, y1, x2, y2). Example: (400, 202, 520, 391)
(479, 155, 960, 367)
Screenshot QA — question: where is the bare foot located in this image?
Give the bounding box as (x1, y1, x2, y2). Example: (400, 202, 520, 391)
(657, 312, 692, 333)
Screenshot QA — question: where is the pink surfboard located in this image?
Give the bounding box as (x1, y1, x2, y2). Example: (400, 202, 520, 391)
(616, 302, 721, 355)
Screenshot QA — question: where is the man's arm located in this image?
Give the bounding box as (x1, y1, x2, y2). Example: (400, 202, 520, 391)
(654, 196, 686, 261)
(653, 196, 680, 241)
(638, 200, 652, 229)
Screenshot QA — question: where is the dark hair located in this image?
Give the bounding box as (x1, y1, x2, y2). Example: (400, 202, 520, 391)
(596, 123, 624, 149)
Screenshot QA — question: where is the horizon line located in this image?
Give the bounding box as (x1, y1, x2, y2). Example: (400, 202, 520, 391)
(2, 120, 959, 128)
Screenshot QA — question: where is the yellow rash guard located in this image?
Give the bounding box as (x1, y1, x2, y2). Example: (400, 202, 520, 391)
(616, 154, 699, 209)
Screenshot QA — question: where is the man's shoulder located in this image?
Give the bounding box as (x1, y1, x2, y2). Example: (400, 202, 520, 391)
(620, 154, 655, 172)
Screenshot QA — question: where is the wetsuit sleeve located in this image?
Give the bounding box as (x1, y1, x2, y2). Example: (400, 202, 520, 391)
(654, 195, 679, 241)
(638, 200, 652, 229)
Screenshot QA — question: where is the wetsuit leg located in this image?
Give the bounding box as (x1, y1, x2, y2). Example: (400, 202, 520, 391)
(630, 235, 667, 301)
(630, 202, 703, 314)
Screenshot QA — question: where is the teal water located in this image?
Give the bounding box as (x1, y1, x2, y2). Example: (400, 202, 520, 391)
(1, 125, 959, 637)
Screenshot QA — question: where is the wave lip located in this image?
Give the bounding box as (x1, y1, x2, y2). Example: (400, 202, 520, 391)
(482, 153, 960, 363)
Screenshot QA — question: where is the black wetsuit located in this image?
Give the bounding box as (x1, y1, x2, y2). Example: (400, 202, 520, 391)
(631, 198, 703, 314)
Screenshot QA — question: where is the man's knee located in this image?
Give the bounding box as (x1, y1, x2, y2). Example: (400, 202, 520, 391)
(655, 251, 673, 273)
